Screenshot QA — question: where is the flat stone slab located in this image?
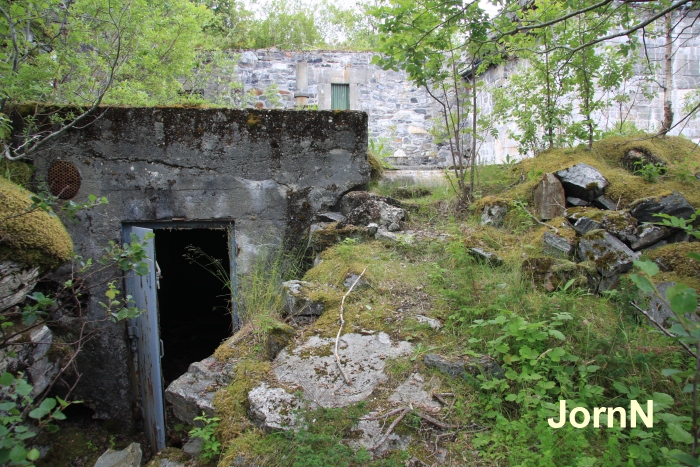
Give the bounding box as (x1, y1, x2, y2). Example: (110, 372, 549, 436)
(630, 192, 696, 223)
(577, 230, 639, 277)
(274, 333, 412, 408)
(542, 232, 575, 259)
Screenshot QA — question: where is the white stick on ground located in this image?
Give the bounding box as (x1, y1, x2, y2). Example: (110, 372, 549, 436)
(335, 267, 367, 386)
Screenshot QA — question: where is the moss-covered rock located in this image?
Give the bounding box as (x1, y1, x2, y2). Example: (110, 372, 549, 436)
(476, 135, 700, 215)
(0, 176, 73, 269)
(646, 242, 700, 284)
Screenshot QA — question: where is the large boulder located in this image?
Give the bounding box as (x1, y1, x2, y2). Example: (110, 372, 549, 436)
(630, 192, 696, 223)
(533, 174, 566, 220)
(555, 163, 609, 201)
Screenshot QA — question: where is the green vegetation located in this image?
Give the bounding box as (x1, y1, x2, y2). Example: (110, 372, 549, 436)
(0, 176, 73, 269)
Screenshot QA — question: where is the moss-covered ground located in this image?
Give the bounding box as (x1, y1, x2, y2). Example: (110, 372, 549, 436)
(200, 136, 700, 466)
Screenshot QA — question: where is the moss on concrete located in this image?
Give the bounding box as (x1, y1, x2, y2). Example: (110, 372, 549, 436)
(0, 176, 73, 269)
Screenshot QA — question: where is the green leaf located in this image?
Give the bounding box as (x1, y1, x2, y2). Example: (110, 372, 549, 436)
(667, 422, 694, 444)
(670, 452, 700, 467)
(548, 329, 566, 340)
(629, 274, 655, 294)
(135, 262, 149, 276)
(27, 448, 40, 461)
(0, 372, 15, 387)
(688, 252, 700, 262)
(634, 260, 659, 277)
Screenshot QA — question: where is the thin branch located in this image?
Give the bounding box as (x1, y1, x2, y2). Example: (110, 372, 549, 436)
(630, 301, 696, 358)
(335, 267, 367, 386)
(368, 406, 411, 451)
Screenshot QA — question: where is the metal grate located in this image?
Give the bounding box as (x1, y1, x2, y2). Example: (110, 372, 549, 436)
(47, 160, 81, 200)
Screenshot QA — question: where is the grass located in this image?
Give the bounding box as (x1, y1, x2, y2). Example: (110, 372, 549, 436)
(201, 135, 699, 466)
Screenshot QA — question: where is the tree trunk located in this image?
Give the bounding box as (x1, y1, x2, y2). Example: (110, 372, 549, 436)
(661, 12, 674, 137)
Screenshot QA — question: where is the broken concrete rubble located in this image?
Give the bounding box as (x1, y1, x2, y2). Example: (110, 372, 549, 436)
(282, 280, 324, 317)
(630, 192, 696, 223)
(480, 203, 508, 227)
(555, 163, 609, 201)
(577, 230, 639, 277)
(533, 174, 566, 220)
(165, 357, 235, 425)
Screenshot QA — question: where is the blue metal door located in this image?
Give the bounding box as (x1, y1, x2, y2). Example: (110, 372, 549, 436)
(122, 226, 165, 454)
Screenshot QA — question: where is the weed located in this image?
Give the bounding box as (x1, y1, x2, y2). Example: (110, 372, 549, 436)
(633, 160, 667, 182)
(189, 413, 221, 461)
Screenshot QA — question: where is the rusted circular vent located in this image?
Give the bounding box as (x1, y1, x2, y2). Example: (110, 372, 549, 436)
(47, 161, 81, 199)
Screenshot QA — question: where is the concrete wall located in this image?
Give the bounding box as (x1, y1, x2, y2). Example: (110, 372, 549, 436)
(30, 108, 369, 425)
(201, 50, 444, 167)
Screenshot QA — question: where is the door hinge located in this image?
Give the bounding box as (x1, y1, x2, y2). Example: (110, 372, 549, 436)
(128, 326, 141, 338)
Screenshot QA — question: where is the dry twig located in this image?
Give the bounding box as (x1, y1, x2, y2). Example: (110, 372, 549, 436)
(369, 406, 411, 451)
(335, 267, 367, 385)
(630, 301, 696, 358)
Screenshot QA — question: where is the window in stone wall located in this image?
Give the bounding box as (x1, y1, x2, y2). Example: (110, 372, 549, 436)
(331, 83, 350, 110)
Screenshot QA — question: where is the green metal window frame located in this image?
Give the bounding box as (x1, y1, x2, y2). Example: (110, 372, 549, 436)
(331, 83, 350, 110)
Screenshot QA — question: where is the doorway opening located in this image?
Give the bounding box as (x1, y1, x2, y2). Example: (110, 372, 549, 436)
(155, 228, 232, 386)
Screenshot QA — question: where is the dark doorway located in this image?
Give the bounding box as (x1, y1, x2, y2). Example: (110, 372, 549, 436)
(155, 228, 232, 386)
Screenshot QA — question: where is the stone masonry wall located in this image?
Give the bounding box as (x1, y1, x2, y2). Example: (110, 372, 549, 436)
(474, 9, 700, 164)
(30, 108, 369, 425)
(201, 50, 444, 167)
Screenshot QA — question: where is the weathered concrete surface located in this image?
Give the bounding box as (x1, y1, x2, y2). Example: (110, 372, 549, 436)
(273, 333, 412, 408)
(29, 108, 369, 426)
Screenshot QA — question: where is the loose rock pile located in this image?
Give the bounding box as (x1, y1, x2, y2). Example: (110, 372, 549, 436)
(480, 163, 698, 294)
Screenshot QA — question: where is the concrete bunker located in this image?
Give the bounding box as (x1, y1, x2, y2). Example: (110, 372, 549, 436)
(29, 107, 370, 453)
